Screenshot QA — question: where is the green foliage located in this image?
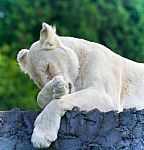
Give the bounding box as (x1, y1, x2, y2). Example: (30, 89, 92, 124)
(0, 54, 39, 110)
(0, 0, 144, 110)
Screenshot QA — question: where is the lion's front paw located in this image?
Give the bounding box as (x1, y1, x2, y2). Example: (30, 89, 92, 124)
(31, 126, 57, 148)
(31, 101, 62, 148)
(52, 76, 70, 99)
(31, 130, 51, 148)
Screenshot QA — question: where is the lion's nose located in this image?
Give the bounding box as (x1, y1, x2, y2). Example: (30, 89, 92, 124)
(37, 80, 45, 89)
(39, 82, 43, 87)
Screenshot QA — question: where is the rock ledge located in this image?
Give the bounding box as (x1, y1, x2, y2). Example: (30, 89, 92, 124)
(0, 108, 144, 150)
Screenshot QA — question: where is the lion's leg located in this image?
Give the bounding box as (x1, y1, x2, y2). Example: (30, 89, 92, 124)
(31, 99, 62, 148)
(31, 88, 116, 148)
(37, 81, 53, 108)
(37, 76, 69, 108)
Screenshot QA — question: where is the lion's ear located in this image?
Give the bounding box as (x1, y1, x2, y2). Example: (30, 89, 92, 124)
(40, 22, 57, 50)
(17, 49, 29, 73)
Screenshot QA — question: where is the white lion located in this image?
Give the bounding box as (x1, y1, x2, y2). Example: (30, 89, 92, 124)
(17, 23, 144, 148)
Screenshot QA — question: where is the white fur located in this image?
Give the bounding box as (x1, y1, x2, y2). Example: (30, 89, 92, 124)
(17, 23, 144, 148)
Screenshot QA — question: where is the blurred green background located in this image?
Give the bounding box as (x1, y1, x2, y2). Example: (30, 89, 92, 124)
(0, 0, 144, 110)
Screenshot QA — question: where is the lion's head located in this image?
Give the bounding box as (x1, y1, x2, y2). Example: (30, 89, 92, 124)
(17, 23, 79, 89)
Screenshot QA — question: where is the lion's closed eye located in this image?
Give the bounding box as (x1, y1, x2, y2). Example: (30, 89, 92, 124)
(45, 64, 49, 74)
(45, 64, 53, 80)
(45, 63, 62, 81)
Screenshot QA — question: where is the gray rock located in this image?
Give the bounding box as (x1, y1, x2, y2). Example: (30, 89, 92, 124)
(0, 108, 144, 150)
